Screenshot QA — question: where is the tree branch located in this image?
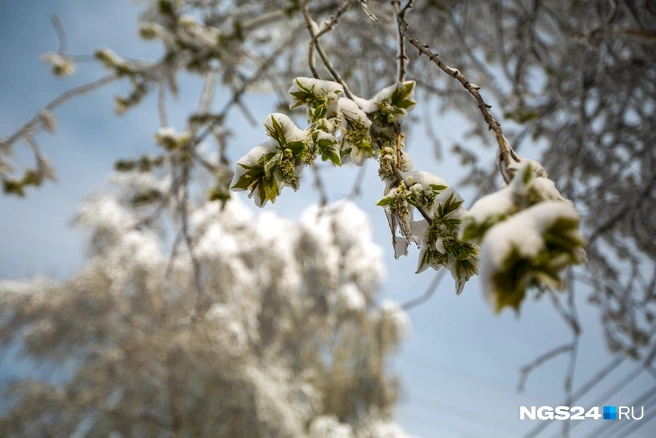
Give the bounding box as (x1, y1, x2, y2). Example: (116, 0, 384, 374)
(401, 270, 446, 311)
(396, 15, 520, 182)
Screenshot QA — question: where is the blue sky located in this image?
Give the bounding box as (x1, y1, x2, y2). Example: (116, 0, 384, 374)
(0, 1, 654, 437)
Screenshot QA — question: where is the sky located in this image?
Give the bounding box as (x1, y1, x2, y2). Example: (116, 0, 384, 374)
(0, 1, 654, 437)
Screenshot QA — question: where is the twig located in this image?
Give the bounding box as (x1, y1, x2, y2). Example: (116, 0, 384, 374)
(185, 27, 302, 152)
(392, 1, 409, 82)
(574, 0, 618, 39)
(400, 0, 414, 15)
(302, 0, 353, 80)
(396, 15, 520, 182)
(158, 81, 168, 127)
(547, 288, 580, 335)
(197, 71, 217, 115)
(562, 270, 581, 438)
(240, 2, 342, 33)
(392, 167, 433, 224)
(517, 343, 573, 393)
(50, 15, 68, 55)
(132, 175, 182, 229)
(314, 0, 353, 40)
(301, 0, 356, 100)
(306, 38, 320, 79)
(311, 165, 329, 206)
(588, 171, 656, 246)
(179, 163, 204, 321)
(347, 162, 368, 199)
(401, 270, 446, 310)
(3, 73, 118, 146)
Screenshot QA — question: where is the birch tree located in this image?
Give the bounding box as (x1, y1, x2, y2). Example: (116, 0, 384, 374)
(1, 0, 655, 435)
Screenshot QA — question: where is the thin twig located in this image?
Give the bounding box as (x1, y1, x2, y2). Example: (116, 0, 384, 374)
(400, 0, 414, 15)
(517, 343, 574, 393)
(132, 175, 182, 229)
(396, 15, 520, 182)
(588, 170, 656, 246)
(547, 288, 580, 335)
(185, 27, 302, 152)
(392, 167, 433, 224)
(311, 165, 329, 206)
(562, 270, 581, 438)
(314, 0, 353, 40)
(180, 164, 204, 321)
(301, 0, 355, 100)
(401, 270, 446, 310)
(574, 0, 618, 39)
(3, 73, 118, 146)
(158, 82, 168, 127)
(50, 15, 68, 55)
(392, 1, 408, 82)
(347, 163, 368, 199)
(197, 71, 217, 115)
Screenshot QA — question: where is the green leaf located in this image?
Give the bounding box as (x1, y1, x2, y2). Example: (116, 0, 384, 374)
(231, 164, 258, 190)
(429, 184, 448, 192)
(316, 138, 334, 149)
(438, 193, 463, 218)
(522, 162, 533, 184)
(231, 160, 281, 206)
(322, 149, 341, 166)
(265, 115, 287, 145)
(376, 197, 394, 206)
(390, 81, 416, 109)
(312, 105, 327, 121)
(287, 141, 306, 156)
(263, 172, 280, 202)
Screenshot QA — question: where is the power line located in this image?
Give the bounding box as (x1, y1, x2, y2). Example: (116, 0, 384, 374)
(584, 385, 656, 438)
(606, 401, 656, 438)
(551, 364, 645, 437)
(400, 353, 551, 401)
(408, 394, 520, 436)
(523, 355, 626, 438)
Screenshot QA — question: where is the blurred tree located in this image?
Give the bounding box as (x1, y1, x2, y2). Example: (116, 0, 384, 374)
(0, 171, 410, 437)
(0, 1, 655, 436)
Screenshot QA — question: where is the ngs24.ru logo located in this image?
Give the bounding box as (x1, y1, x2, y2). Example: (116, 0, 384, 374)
(520, 406, 644, 421)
